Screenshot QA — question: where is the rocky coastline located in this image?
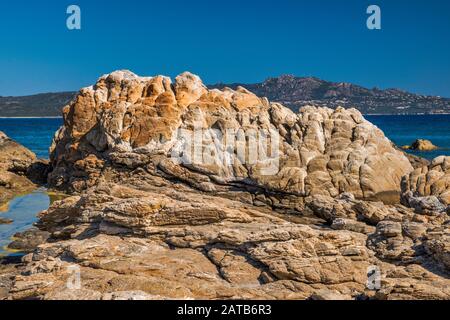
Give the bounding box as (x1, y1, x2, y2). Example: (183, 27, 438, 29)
(0, 131, 37, 207)
(0, 71, 449, 300)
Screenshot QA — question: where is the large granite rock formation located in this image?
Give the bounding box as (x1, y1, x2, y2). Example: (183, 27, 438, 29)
(0, 131, 36, 207)
(2, 71, 449, 301)
(48, 70, 412, 204)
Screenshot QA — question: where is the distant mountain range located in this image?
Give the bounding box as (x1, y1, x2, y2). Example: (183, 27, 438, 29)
(1, 75, 449, 117)
(0, 92, 75, 117)
(211, 75, 450, 115)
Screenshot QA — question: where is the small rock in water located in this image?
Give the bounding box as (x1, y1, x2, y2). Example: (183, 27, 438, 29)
(403, 139, 439, 151)
(0, 131, 37, 206)
(0, 217, 13, 224)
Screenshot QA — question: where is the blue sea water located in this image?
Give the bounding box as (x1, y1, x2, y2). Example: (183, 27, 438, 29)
(0, 118, 62, 159)
(366, 114, 450, 160)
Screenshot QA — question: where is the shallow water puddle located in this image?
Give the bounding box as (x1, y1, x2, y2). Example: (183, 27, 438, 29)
(0, 189, 50, 256)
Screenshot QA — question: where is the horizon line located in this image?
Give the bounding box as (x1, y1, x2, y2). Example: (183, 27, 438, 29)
(1, 73, 449, 99)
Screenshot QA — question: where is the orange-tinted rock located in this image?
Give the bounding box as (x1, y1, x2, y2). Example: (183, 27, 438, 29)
(49, 71, 413, 202)
(0, 131, 37, 205)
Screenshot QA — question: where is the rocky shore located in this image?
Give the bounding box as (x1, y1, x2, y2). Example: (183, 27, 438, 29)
(0, 131, 37, 208)
(1, 71, 449, 300)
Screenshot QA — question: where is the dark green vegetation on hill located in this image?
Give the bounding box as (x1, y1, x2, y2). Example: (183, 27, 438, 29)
(212, 75, 450, 115)
(0, 92, 75, 117)
(1, 75, 449, 117)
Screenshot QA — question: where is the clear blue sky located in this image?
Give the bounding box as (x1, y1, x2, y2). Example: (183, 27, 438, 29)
(0, 0, 449, 97)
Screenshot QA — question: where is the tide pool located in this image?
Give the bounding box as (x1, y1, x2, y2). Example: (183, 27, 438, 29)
(0, 189, 50, 256)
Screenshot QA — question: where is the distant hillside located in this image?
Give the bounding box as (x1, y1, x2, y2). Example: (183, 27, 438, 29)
(0, 92, 75, 117)
(211, 75, 450, 115)
(1, 75, 449, 117)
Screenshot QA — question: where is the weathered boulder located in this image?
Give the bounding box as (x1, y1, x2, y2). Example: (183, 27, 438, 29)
(306, 191, 449, 270)
(400, 150, 430, 169)
(7, 228, 51, 253)
(305, 193, 408, 227)
(403, 139, 439, 151)
(0, 131, 36, 173)
(402, 156, 450, 209)
(0, 131, 36, 206)
(48, 71, 413, 203)
(423, 226, 450, 271)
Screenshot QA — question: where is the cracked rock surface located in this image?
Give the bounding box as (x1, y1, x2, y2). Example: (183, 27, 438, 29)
(1, 71, 448, 300)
